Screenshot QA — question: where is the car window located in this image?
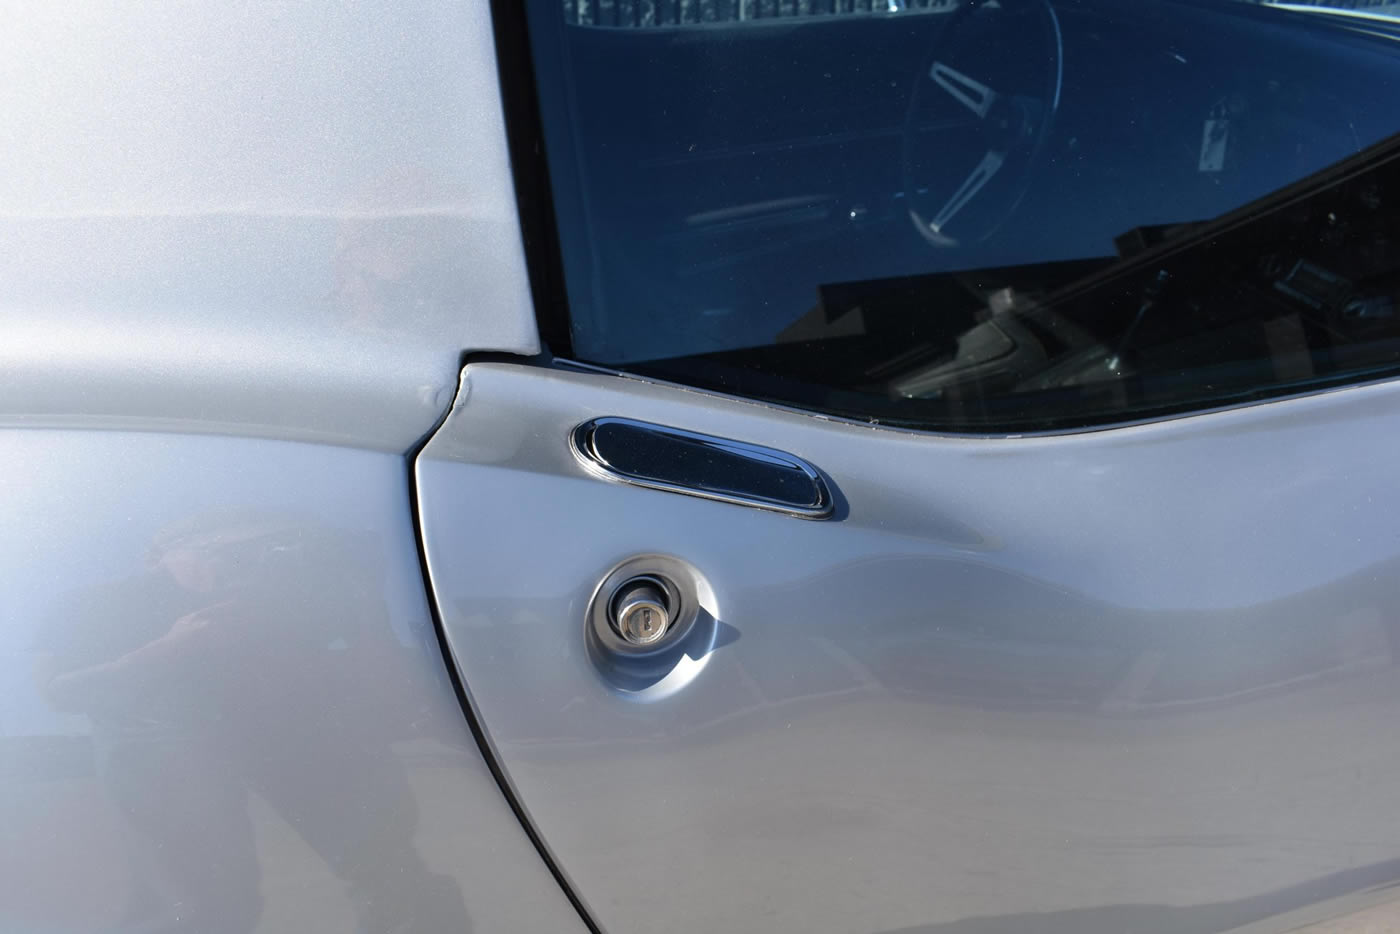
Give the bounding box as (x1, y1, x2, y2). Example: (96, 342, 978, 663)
(519, 0, 1400, 432)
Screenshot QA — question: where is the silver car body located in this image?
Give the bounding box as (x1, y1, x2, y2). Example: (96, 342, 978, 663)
(1, 4, 569, 931)
(7, 2, 1400, 933)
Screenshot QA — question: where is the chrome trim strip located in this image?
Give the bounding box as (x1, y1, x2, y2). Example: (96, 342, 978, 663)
(551, 356, 1400, 441)
(570, 417, 834, 519)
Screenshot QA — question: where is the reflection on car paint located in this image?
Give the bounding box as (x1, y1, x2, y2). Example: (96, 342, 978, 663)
(0, 434, 585, 933)
(418, 363, 1400, 934)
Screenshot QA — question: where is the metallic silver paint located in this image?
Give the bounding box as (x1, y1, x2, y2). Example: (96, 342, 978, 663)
(8, 0, 1400, 929)
(0, 1, 539, 453)
(419, 362, 1400, 934)
(0, 5, 575, 928)
(1, 429, 584, 933)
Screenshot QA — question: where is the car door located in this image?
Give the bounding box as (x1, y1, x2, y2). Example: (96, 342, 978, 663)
(416, 2, 1400, 932)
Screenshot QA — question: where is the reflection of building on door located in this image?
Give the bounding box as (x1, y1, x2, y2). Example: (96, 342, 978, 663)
(562, 0, 958, 29)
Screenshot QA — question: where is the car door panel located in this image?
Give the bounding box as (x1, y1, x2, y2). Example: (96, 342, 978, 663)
(417, 361, 1400, 934)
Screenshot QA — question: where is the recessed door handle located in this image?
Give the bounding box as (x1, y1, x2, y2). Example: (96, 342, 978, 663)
(571, 417, 833, 519)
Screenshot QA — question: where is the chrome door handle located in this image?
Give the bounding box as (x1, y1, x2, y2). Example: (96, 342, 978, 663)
(571, 417, 833, 519)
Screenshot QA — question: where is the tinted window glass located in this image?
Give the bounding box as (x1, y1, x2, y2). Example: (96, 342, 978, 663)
(521, 0, 1400, 431)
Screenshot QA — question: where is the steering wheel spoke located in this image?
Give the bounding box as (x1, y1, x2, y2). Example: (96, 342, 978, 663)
(904, 0, 1062, 247)
(929, 150, 1007, 236)
(930, 61, 998, 119)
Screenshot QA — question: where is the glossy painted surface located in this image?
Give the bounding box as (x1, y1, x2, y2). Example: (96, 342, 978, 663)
(419, 362, 1400, 934)
(0, 428, 584, 933)
(0, 1, 538, 452)
(0, 3, 577, 929)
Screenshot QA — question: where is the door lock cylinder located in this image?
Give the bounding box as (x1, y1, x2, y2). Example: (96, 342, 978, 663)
(610, 577, 672, 646)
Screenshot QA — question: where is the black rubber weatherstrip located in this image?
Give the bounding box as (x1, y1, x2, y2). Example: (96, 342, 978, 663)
(405, 359, 604, 934)
(403, 352, 604, 934)
(452, 0, 604, 923)
(487, 0, 575, 359)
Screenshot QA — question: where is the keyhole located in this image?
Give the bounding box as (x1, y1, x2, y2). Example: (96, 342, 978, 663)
(610, 578, 672, 647)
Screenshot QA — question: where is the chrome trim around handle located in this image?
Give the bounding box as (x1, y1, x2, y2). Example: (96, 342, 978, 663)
(570, 417, 834, 519)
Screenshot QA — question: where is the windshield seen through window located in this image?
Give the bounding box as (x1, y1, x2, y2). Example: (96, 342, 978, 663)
(521, 0, 1400, 431)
